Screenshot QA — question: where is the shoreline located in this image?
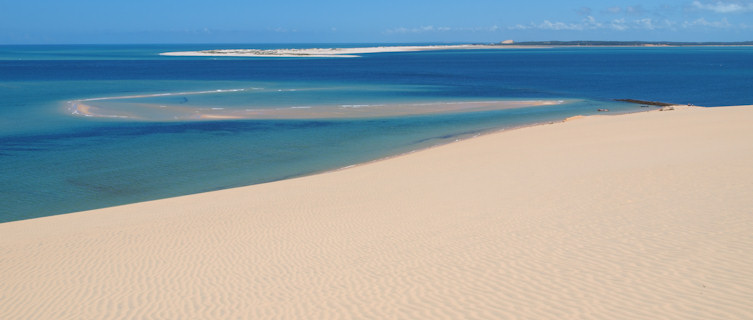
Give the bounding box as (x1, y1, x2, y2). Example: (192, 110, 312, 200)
(324, 106, 664, 176)
(28, 101, 654, 223)
(2, 105, 752, 319)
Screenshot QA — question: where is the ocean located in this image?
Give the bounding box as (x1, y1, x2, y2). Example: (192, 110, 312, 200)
(1, 44, 751, 222)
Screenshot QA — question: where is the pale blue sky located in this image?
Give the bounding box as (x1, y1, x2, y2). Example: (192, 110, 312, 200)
(1, 0, 751, 43)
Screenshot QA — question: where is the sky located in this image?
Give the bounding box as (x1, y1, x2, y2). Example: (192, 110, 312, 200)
(1, 0, 752, 44)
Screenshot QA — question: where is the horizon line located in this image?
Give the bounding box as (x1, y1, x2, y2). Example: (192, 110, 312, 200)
(3, 40, 753, 46)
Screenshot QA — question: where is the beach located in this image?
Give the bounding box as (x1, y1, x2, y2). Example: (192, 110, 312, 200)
(2, 105, 752, 318)
(159, 44, 533, 57)
(158, 43, 751, 58)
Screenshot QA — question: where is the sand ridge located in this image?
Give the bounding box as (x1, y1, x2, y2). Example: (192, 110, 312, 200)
(2, 105, 753, 319)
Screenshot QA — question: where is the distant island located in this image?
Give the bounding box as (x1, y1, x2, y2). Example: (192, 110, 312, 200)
(161, 41, 753, 58)
(160, 44, 509, 58)
(497, 40, 753, 46)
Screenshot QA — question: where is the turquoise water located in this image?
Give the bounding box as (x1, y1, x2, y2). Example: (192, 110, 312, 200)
(1, 45, 751, 222)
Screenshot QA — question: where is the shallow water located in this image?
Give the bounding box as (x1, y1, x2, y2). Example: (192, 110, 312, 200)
(1, 45, 751, 222)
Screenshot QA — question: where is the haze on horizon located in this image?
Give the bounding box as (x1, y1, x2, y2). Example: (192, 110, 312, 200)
(1, 0, 752, 44)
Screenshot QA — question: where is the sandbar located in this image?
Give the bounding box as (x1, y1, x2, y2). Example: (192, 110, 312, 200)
(160, 44, 540, 58)
(2, 105, 753, 319)
(67, 94, 568, 120)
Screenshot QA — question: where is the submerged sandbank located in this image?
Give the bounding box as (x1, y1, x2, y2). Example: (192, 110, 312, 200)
(67, 90, 569, 120)
(3, 105, 752, 319)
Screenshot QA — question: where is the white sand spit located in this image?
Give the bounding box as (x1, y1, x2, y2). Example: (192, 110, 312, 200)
(160, 44, 532, 57)
(2, 105, 753, 319)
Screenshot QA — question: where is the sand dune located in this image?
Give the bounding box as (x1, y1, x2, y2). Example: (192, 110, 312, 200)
(2, 105, 753, 319)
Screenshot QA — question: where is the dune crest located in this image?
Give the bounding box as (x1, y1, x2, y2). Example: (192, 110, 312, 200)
(2, 105, 753, 319)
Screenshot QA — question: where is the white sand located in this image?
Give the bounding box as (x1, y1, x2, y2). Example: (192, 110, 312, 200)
(160, 44, 531, 57)
(2, 105, 753, 319)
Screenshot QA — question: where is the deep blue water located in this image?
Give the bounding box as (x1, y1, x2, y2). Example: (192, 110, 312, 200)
(1, 44, 751, 222)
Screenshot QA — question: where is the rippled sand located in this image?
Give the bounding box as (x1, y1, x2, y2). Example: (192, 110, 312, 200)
(2, 105, 752, 319)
